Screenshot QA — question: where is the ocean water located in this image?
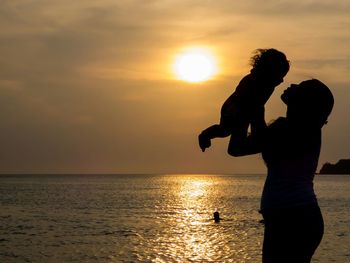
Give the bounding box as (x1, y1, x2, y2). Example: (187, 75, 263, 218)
(0, 174, 349, 263)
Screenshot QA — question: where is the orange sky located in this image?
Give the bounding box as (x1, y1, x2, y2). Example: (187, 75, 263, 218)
(0, 0, 349, 173)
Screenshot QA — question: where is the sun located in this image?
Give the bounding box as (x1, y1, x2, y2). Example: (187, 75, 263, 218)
(173, 48, 217, 83)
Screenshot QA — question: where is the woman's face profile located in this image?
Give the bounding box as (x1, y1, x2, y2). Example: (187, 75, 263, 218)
(280, 79, 334, 127)
(281, 83, 300, 105)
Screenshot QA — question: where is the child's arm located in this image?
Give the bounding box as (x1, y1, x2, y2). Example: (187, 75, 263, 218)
(198, 124, 231, 152)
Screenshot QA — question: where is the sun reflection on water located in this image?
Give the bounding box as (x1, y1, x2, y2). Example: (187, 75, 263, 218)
(180, 180, 212, 199)
(174, 177, 224, 261)
(131, 175, 263, 262)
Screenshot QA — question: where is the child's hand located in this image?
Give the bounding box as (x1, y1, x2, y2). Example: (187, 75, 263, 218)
(198, 133, 211, 152)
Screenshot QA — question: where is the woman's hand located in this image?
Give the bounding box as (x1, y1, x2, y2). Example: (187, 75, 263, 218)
(227, 107, 266, 156)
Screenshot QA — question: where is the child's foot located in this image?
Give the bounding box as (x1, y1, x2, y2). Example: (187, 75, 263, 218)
(198, 133, 211, 152)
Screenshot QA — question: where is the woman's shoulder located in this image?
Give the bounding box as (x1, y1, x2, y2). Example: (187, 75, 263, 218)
(264, 117, 321, 155)
(265, 118, 288, 143)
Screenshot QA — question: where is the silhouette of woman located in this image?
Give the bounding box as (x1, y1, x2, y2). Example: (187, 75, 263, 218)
(228, 79, 334, 263)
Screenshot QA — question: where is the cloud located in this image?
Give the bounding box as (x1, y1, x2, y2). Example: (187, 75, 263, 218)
(0, 0, 349, 173)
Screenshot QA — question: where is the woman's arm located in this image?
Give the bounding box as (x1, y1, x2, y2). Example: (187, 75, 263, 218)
(227, 107, 267, 156)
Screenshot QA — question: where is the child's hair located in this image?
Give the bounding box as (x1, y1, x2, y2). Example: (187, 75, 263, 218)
(250, 48, 290, 76)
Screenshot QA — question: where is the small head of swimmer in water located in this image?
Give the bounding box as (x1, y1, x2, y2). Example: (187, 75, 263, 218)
(213, 211, 221, 223)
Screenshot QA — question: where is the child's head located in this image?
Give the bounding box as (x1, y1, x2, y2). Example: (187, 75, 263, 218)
(250, 48, 290, 86)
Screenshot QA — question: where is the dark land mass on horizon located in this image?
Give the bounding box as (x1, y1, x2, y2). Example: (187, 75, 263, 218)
(319, 159, 350, 174)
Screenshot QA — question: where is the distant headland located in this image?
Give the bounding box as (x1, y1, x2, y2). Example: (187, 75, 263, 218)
(319, 159, 350, 174)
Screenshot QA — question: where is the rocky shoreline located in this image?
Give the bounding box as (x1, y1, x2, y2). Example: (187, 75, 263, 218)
(319, 159, 350, 174)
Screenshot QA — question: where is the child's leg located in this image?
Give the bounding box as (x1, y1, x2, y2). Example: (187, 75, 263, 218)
(201, 124, 231, 139)
(199, 122, 233, 152)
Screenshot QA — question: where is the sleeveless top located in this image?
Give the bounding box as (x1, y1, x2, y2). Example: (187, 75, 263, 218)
(260, 118, 320, 211)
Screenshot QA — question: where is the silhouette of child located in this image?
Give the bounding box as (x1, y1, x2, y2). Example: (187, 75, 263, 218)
(198, 48, 290, 152)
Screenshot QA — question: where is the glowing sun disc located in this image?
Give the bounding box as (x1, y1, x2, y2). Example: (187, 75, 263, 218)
(173, 48, 217, 83)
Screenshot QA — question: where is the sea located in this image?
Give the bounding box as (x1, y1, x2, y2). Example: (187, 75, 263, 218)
(0, 174, 349, 263)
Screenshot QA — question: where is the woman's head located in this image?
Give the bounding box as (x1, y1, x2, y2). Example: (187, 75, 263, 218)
(281, 79, 334, 128)
(250, 48, 290, 85)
